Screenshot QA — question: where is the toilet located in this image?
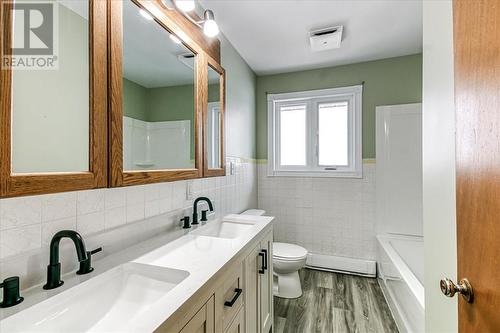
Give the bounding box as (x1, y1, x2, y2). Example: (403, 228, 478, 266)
(241, 209, 308, 299)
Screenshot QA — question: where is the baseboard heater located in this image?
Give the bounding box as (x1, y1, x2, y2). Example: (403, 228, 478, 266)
(306, 253, 376, 278)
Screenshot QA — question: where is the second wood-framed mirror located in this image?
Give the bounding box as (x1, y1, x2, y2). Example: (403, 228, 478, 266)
(108, 0, 204, 186)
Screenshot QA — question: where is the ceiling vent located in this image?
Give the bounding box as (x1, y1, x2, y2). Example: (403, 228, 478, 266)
(177, 53, 195, 69)
(309, 26, 343, 52)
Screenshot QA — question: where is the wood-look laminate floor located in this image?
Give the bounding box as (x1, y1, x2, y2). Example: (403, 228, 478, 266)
(274, 269, 399, 333)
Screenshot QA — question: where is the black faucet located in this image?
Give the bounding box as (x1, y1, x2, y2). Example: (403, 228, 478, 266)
(181, 216, 191, 229)
(43, 230, 99, 290)
(0, 276, 23, 308)
(192, 197, 214, 225)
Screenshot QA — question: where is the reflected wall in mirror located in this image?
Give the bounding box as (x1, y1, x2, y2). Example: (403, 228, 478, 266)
(11, 0, 90, 173)
(122, 0, 196, 171)
(206, 65, 223, 170)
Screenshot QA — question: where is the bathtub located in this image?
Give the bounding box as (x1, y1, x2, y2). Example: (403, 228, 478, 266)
(377, 234, 424, 333)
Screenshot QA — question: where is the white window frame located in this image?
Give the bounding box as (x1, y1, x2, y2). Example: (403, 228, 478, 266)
(207, 102, 221, 169)
(267, 85, 362, 178)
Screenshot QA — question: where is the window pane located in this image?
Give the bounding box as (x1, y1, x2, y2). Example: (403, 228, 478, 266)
(318, 102, 348, 166)
(280, 104, 306, 166)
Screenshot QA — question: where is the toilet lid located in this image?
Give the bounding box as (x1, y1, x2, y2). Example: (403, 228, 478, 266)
(273, 242, 308, 260)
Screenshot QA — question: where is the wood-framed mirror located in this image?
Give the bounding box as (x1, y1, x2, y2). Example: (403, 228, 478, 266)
(0, 0, 107, 197)
(108, 0, 207, 187)
(203, 59, 225, 177)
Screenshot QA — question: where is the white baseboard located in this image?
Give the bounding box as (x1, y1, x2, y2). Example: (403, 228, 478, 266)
(306, 253, 376, 277)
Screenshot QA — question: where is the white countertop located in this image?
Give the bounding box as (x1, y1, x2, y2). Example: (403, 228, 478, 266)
(0, 214, 274, 332)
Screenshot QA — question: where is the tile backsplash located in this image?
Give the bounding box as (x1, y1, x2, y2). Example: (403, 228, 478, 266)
(0, 157, 257, 289)
(258, 161, 376, 261)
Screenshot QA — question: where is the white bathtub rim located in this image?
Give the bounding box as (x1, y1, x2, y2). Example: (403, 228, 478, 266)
(377, 234, 425, 310)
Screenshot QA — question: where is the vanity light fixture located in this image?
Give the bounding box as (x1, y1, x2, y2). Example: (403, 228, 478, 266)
(139, 9, 154, 21)
(202, 10, 219, 37)
(169, 34, 182, 44)
(160, 0, 220, 37)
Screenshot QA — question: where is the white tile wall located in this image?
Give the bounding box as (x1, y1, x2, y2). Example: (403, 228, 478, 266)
(0, 157, 257, 289)
(258, 161, 377, 261)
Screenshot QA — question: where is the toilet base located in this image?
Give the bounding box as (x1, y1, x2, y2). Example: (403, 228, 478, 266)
(273, 271, 303, 299)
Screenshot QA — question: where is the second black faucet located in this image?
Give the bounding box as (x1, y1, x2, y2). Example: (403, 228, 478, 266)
(192, 197, 214, 225)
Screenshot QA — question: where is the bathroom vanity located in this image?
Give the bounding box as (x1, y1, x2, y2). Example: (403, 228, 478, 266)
(0, 1, 273, 331)
(0, 214, 274, 332)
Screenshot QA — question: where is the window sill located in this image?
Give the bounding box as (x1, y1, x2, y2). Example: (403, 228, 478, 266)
(267, 170, 362, 179)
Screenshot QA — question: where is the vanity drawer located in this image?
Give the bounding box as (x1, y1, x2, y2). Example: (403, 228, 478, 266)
(217, 263, 244, 331)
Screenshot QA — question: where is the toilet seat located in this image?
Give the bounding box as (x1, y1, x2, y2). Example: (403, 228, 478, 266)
(273, 242, 308, 261)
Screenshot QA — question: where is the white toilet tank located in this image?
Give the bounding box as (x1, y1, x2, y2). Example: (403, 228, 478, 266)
(241, 209, 266, 216)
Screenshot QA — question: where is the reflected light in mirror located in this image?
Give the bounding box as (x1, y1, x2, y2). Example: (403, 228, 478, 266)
(169, 34, 182, 44)
(174, 0, 195, 12)
(139, 9, 153, 20)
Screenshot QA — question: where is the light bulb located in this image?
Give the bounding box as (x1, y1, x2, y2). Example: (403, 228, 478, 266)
(170, 34, 182, 44)
(203, 19, 219, 37)
(139, 9, 153, 20)
(175, 0, 195, 12)
(202, 10, 219, 37)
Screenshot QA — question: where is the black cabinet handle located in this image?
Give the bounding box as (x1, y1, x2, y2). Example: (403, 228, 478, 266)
(258, 252, 265, 274)
(224, 288, 243, 307)
(261, 249, 268, 270)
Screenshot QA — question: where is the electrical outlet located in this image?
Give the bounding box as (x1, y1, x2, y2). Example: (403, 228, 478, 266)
(186, 182, 193, 200)
(229, 161, 235, 175)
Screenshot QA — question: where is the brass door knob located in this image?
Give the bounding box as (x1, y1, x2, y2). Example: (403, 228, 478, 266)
(440, 277, 473, 303)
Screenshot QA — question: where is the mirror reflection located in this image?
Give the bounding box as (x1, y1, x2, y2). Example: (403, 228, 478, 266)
(207, 66, 222, 169)
(11, 0, 90, 173)
(122, 1, 196, 171)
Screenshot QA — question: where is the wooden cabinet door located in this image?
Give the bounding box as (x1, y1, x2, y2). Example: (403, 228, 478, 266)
(179, 296, 215, 333)
(259, 232, 273, 333)
(244, 243, 261, 333)
(225, 307, 245, 333)
(216, 263, 244, 331)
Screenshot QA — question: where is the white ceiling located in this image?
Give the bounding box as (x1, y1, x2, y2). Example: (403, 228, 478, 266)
(199, 0, 423, 75)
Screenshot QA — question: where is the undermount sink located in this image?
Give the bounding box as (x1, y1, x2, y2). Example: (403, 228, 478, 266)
(191, 220, 254, 239)
(1, 263, 189, 333)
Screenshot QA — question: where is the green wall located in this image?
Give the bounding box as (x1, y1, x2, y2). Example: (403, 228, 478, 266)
(123, 80, 219, 122)
(220, 37, 257, 159)
(123, 79, 148, 121)
(255, 54, 423, 159)
(147, 84, 195, 122)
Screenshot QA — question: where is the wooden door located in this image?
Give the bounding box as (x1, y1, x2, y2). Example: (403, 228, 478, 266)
(244, 244, 261, 333)
(454, 0, 500, 331)
(259, 232, 273, 333)
(179, 296, 215, 333)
